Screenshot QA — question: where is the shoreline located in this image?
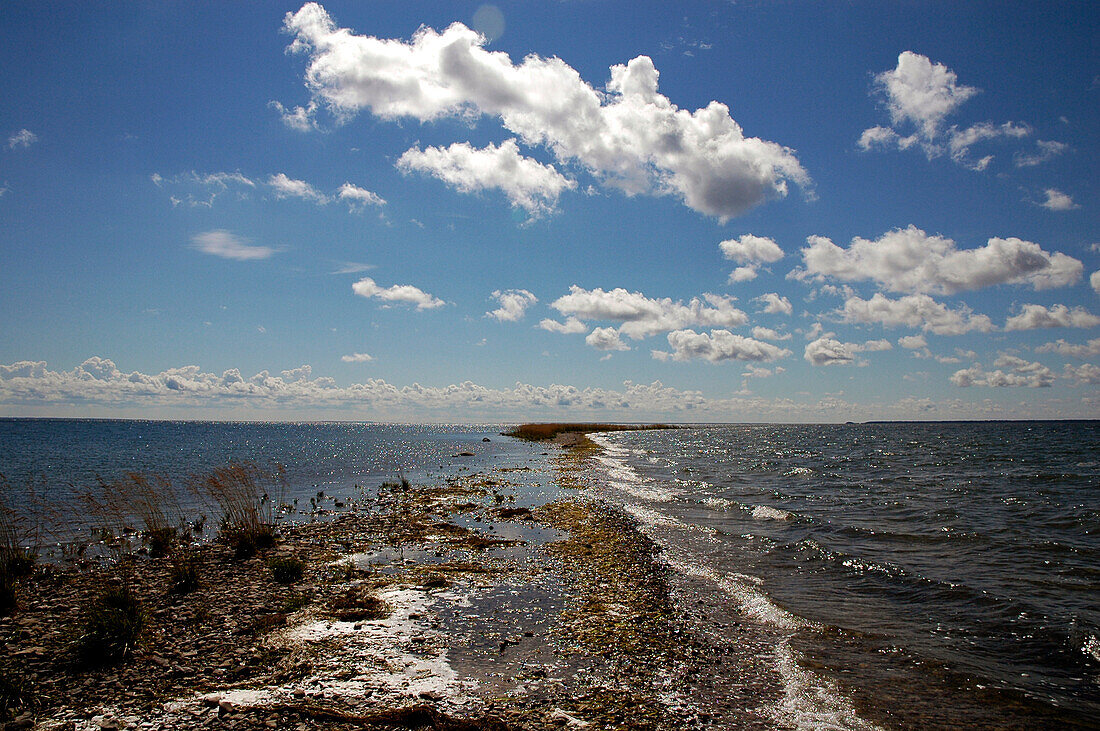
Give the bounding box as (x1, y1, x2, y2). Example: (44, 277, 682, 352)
(1, 429, 746, 730)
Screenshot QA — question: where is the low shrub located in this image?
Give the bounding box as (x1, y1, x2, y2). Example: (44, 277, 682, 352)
(329, 586, 390, 621)
(145, 526, 177, 559)
(76, 584, 145, 666)
(267, 556, 305, 585)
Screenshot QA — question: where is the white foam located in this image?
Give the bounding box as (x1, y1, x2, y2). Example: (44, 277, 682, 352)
(784, 467, 814, 476)
(769, 638, 884, 731)
(665, 555, 805, 630)
(752, 505, 792, 521)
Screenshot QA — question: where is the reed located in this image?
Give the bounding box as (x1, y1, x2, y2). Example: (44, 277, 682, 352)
(192, 461, 284, 559)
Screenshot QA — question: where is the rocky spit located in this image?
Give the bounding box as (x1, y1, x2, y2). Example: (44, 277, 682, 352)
(1, 437, 767, 730)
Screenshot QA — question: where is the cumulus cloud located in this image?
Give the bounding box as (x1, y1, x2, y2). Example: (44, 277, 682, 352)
(2, 358, 1092, 421)
(720, 235, 784, 263)
(269, 173, 330, 204)
(859, 51, 1038, 170)
(487, 289, 537, 322)
(1038, 188, 1078, 211)
(280, 3, 809, 219)
(656, 330, 791, 363)
(840, 292, 995, 335)
(341, 353, 374, 363)
(1093, 270, 1100, 295)
(804, 335, 891, 366)
(1004, 304, 1100, 331)
(337, 182, 386, 211)
(190, 230, 276, 261)
(898, 334, 928, 349)
(728, 267, 758, 283)
(352, 277, 446, 310)
(551, 285, 747, 340)
(397, 140, 574, 218)
(751, 326, 791, 341)
(951, 356, 1055, 388)
(754, 292, 792, 315)
(539, 317, 587, 335)
(797, 225, 1081, 294)
(586, 327, 630, 351)
(1036, 337, 1100, 358)
(7, 129, 38, 149)
(1063, 363, 1100, 385)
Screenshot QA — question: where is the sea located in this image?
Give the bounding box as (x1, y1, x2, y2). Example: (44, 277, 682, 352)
(1, 418, 1097, 729)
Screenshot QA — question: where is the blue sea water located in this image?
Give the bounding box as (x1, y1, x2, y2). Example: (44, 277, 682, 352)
(587, 422, 1100, 729)
(1, 418, 1097, 728)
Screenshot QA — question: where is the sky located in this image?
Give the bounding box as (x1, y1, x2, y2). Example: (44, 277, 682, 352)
(0, 0, 1097, 422)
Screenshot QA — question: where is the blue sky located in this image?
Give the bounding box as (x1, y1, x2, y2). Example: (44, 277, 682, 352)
(0, 0, 1097, 421)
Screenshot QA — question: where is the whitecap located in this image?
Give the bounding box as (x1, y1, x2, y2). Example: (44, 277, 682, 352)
(753, 505, 793, 521)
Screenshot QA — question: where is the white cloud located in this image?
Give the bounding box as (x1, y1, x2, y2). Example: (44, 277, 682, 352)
(898, 334, 928, 349)
(1036, 338, 1100, 358)
(743, 365, 784, 379)
(585, 327, 630, 351)
(719, 234, 784, 264)
(2, 357, 1092, 421)
(337, 182, 386, 211)
(728, 266, 758, 283)
(551, 285, 747, 339)
(352, 277, 446, 310)
(1063, 363, 1100, 385)
(860, 52, 1035, 170)
(269, 173, 330, 204)
(153, 171, 256, 207)
(280, 4, 810, 219)
(397, 140, 574, 218)
(754, 292, 792, 315)
(487, 289, 538, 322)
(657, 330, 791, 363)
(1004, 304, 1100, 331)
(840, 292, 995, 335)
(1015, 140, 1068, 167)
(751, 326, 791, 341)
(873, 52, 978, 141)
(7, 129, 37, 150)
(1093, 270, 1100, 295)
(1038, 188, 1078, 211)
(951, 356, 1055, 388)
(804, 335, 892, 367)
(798, 225, 1081, 294)
(539, 317, 587, 335)
(190, 230, 276, 261)
(341, 353, 374, 363)
(269, 100, 318, 131)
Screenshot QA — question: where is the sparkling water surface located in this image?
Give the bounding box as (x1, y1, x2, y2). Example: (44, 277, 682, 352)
(589, 421, 1100, 727)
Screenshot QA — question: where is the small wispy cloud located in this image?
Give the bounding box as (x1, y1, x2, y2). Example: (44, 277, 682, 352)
(7, 129, 37, 150)
(190, 230, 276, 261)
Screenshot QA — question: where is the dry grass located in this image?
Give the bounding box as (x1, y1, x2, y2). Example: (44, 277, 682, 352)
(85, 472, 186, 558)
(502, 423, 676, 441)
(191, 461, 285, 558)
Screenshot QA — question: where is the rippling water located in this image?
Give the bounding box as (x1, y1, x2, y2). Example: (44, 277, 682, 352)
(588, 422, 1100, 728)
(0, 418, 547, 538)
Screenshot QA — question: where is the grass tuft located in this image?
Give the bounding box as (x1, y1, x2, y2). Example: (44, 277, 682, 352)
(266, 556, 305, 585)
(75, 584, 145, 666)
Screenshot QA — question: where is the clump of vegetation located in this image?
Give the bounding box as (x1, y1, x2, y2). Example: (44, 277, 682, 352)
(84, 472, 186, 558)
(75, 584, 145, 666)
(168, 550, 201, 594)
(503, 423, 676, 441)
(267, 556, 305, 585)
(0, 483, 39, 614)
(329, 586, 390, 621)
(193, 462, 284, 559)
